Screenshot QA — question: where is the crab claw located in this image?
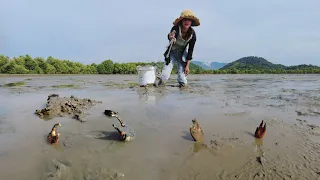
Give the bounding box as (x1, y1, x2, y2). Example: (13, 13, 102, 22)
(254, 120, 266, 139)
(189, 119, 204, 142)
(104, 110, 118, 117)
(47, 123, 61, 145)
(47, 133, 59, 144)
(112, 124, 122, 134)
(112, 124, 127, 141)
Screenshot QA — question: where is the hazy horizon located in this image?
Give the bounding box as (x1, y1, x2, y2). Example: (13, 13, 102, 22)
(1, 0, 319, 66)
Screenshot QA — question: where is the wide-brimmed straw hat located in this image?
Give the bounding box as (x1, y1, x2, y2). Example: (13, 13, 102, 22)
(173, 9, 200, 27)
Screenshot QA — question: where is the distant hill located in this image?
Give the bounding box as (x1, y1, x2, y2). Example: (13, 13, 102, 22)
(220, 56, 286, 70)
(220, 56, 320, 73)
(191, 61, 228, 70)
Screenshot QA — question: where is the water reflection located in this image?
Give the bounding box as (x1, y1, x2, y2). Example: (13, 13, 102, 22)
(192, 142, 207, 153)
(253, 138, 264, 146)
(136, 87, 169, 104)
(252, 138, 264, 155)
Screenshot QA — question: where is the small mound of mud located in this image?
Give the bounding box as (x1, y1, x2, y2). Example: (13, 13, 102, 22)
(35, 94, 102, 121)
(47, 160, 72, 180)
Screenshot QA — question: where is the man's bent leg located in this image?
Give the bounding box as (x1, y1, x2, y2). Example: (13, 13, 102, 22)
(177, 56, 187, 87)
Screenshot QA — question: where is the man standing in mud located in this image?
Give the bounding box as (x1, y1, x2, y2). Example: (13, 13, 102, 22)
(156, 9, 200, 88)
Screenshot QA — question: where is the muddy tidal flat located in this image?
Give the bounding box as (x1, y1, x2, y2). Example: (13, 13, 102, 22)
(0, 74, 320, 180)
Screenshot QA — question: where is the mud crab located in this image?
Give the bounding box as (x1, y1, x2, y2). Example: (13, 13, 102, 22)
(112, 116, 135, 142)
(47, 123, 61, 145)
(254, 120, 266, 139)
(189, 118, 204, 143)
(104, 110, 118, 117)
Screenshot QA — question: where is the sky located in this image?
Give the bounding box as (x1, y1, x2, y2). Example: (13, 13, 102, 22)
(1, 0, 319, 66)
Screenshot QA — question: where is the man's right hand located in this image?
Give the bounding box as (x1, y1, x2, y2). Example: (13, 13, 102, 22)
(168, 30, 176, 40)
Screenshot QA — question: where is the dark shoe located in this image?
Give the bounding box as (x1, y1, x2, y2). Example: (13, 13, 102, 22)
(178, 83, 188, 89)
(156, 79, 166, 87)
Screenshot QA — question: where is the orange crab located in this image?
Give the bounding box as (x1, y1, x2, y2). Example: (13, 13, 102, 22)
(254, 120, 266, 139)
(189, 119, 204, 143)
(47, 123, 61, 145)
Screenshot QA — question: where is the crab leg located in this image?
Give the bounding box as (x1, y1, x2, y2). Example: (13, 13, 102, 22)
(115, 116, 125, 127)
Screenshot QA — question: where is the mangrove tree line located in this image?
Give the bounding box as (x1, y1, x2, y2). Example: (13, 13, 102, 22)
(0, 54, 320, 74)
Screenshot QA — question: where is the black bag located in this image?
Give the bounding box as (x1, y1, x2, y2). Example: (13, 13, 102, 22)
(163, 47, 171, 65)
(163, 39, 175, 65)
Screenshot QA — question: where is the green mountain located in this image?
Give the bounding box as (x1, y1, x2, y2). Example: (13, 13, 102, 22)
(220, 56, 320, 74)
(220, 56, 286, 70)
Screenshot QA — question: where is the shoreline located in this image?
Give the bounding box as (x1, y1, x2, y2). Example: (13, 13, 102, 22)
(1, 73, 320, 77)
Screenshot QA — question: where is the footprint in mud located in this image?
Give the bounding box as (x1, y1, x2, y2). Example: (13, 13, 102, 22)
(209, 135, 247, 152)
(251, 138, 267, 167)
(307, 124, 319, 129)
(63, 135, 74, 148)
(61, 132, 85, 148)
(309, 128, 320, 137)
(83, 167, 124, 180)
(296, 108, 320, 117)
(178, 143, 226, 180)
(190, 142, 213, 154)
(224, 111, 251, 117)
(46, 159, 124, 180)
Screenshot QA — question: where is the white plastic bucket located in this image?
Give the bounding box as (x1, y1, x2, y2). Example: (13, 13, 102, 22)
(136, 66, 156, 86)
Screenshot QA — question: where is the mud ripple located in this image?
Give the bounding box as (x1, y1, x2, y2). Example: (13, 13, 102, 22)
(83, 167, 124, 180)
(46, 160, 124, 180)
(224, 111, 251, 117)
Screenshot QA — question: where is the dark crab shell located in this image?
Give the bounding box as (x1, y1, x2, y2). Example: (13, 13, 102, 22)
(104, 110, 118, 117)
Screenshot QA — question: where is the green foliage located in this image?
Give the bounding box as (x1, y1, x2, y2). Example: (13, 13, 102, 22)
(0, 54, 319, 75)
(2, 61, 29, 74)
(0, 55, 10, 73)
(97, 60, 114, 74)
(3, 81, 25, 87)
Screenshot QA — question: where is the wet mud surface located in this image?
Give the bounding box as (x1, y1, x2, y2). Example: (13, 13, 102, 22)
(46, 159, 124, 180)
(0, 74, 320, 180)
